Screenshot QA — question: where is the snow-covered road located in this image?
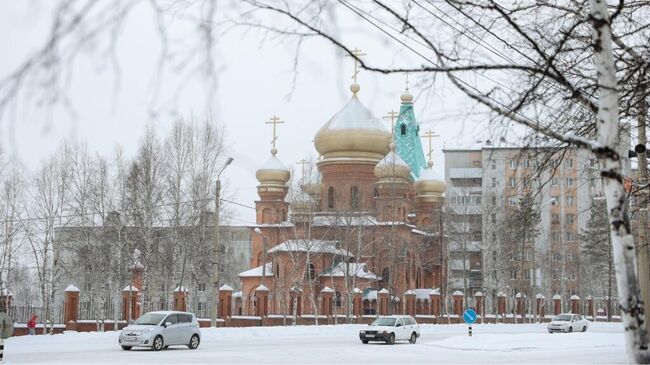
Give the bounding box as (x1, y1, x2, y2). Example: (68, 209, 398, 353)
(2, 322, 626, 364)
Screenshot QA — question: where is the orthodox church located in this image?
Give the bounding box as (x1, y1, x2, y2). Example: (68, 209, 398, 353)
(237, 73, 447, 317)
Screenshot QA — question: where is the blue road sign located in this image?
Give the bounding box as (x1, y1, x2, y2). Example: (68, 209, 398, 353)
(463, 308, 477, 324)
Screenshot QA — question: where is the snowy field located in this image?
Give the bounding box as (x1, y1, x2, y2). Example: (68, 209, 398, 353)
(2, 322, 626, 364)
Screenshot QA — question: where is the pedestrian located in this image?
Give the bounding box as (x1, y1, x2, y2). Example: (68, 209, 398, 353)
(27, 314, 37, 336)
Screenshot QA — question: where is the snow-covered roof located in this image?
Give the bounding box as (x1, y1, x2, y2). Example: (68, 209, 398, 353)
(474, 291, 483, 297)
(256, 284, 269, 291)
(219, 284, 234, 291)
(173, 286, 188, 292)
(452, 290, 464, 296)
(259, 155, 289, 172)
(233, 291, 242, 298)
(238, 263, 274, 278)
(65, 285, 80, 292)
(310, 214, 417, 229)
(378, 288, 389, 294)
(570, 295, 580, 300)
(404, 289, 416, 295)
(322, 96, 388, 132)
(536, 294, 545, 299)
(320, 286, 334, 293)
(352, 288, 363, 294)
(413, 289, 435, 300)
(552, 294, 562, 300)
(515, 292, 525, 298)
(268, 240, 351, 256)
(497, 292, 506, 297)
(318, 263, 379, 280)
(122, 285, 139, 292)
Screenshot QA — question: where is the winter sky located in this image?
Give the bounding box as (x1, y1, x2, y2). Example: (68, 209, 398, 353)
(0, 1, 495, 224)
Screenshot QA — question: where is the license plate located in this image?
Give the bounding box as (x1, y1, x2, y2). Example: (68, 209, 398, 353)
(366, 335, 374, 338)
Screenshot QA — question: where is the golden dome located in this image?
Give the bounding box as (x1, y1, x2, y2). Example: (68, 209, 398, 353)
(374, 144, 411, 180)
(400, 91, 414, 103)
(256, 152, 290, 187)
(314, 92, 390, 165)
(414, 161, 446, 201)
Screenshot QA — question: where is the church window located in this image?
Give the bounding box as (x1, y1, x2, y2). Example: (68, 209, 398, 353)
(335, 292, 342, 307)
(327, 187, 335, 209)
(307, 263, 316, 281)
(350, 186, 360, 210)
(400, 124, 407, 135)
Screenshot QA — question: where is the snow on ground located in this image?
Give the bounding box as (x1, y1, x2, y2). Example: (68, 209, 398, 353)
(2, 322, 627, 364)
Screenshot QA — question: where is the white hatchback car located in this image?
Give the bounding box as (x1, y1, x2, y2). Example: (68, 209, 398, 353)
(359, 315, 420, 345)
(547, 313, 589, 333)
(119, 311, 201, 351)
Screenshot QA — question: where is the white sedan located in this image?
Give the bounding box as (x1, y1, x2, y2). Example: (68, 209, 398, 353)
(547, 314, 589, 333)
(359, 315, 420, 345)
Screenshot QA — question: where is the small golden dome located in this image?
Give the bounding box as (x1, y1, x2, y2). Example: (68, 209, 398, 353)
(374, 145, 411, 180)
(415, 161, 447, 200)
(314, 96, 390, 164)
(400, 91, 414, 103)
(256, 152, 290, 186)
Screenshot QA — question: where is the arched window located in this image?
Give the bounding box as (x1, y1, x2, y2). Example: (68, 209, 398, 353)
(381, 268, 390, 285)
(400, 124, 407, 135)
(373, 187, 379, 198)
(276, 263, 280, 278)
(307, 262, 316, 281)
(327, 187, 335, 209)
(350, 185, 360, 210)
(335, 291, 342, 307)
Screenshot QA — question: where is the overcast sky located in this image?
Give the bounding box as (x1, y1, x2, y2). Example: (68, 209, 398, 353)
(0, 1, 494, 225)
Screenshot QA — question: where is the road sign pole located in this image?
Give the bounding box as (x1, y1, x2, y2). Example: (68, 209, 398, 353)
(468, 325, 472, 337)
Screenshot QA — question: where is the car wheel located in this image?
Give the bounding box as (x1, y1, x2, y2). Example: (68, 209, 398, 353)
(409, 332, 417, 344)
(582, 326, 587, 332)
(121, 346, 132, 351)
(188, 334, 200, 350)
(386, 333, 395, 345)
(361, 340, 369, 344)
(152, 335, 164, 351)
(568, 327, 573, 333)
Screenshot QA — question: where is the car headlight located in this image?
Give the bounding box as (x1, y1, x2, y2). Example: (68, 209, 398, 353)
(144, 328, 155, 333)
(360, 330, 365, 334)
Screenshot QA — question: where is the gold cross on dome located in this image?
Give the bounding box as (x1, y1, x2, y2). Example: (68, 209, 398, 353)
(265, 115, 284, 149)
(422, 129, 440, 162)
(383, 110, 399, 135)
(296, 159, 309, 181)
(347, 47, 367, 83)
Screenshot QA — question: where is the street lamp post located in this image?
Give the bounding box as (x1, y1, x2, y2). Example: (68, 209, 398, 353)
(211, 157, 233, 328)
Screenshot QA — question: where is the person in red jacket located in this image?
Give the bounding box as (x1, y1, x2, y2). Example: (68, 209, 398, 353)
(27, 314, 37, 335)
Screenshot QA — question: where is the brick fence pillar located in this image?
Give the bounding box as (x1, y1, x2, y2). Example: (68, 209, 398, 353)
(497, 292, 507, 316)
(553, 294, 562, 315)
(378, 289, 389, 315)
(320, 287, 334, 316)
(515, 293, 526, 318)
(474, 291, 484, 317)
(429, 290, 441, 316)
(536, 294, 546, 318)
(570, 295, 581, 314)
(586, 296, 594, 317)
(404, 290, 416, 316)
(352, 288, 363, 317)
(219, 285, 234, 318)
(64, 285, 80, 323)
(122, 285, 140, 321)
(255, 285, 269, 317)
(173, 286, 188, 312)
(452, 291, 464, 316)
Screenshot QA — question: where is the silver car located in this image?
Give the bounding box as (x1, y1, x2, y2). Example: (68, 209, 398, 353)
(119, 311, 201, 351)
(547, 313, 589, 333)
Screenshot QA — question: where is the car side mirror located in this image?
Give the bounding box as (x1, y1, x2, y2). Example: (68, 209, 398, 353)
(396, 323, 402, 327)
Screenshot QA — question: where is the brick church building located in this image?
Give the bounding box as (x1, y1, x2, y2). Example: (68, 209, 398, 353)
(237, 80, 448, 317)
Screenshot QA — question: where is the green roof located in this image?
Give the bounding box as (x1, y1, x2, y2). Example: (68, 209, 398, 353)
(393, 99, 427, 178)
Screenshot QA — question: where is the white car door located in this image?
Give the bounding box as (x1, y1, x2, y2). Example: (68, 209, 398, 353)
(179, 314, 193, 344)
(162, 314, 181, 345)
(396, 319, 408, 340)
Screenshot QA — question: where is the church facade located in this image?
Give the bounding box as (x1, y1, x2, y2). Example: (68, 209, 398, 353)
(237, 81, 448, 317)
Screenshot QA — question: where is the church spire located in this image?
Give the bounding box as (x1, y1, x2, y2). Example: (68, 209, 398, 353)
(392, 74, 427, 178)
(347, 47, 366, 96)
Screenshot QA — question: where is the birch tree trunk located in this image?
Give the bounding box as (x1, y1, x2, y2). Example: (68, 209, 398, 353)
(590, 0, 649, 362)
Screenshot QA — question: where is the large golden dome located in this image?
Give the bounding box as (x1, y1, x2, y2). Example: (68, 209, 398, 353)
(314, 90, 390, 165)
(414, 161, 446, 202)
(256, 151, 290, 187)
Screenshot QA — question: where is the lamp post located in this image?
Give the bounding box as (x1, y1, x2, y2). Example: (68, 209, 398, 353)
(211, 157, 233, 328)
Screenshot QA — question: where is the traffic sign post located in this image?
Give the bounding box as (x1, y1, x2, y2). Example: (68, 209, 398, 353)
(463, 308, 477, 337)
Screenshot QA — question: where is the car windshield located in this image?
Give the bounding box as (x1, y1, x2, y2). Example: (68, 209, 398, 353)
(554, 315, 572, 321)
(133, 313, 166, 325)
(371, 318, 396, 326)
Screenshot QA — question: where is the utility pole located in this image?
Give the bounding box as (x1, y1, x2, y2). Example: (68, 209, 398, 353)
(211, 157, 233, 328)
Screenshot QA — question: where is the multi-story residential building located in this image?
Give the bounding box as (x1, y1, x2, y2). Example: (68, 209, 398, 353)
(444, 142, 618, 312)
